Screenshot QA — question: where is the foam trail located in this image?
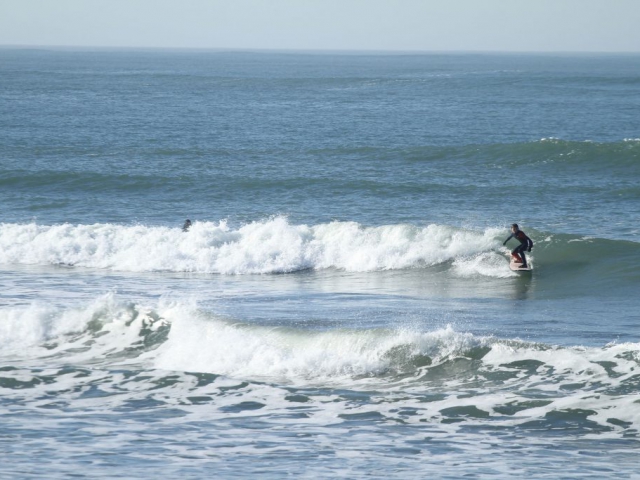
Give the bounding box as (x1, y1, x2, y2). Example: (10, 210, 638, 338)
(452, 252, 517, 278)
(0, 219, 502, 274)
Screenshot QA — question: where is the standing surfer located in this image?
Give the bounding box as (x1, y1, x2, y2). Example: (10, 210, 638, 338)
(503, 223, 533, 268)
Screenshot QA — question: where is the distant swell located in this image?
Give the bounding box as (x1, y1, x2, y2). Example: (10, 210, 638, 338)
(1, 139, 639, 193)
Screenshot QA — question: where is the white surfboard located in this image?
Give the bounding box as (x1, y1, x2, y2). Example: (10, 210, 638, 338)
(509, 258, 532, 272)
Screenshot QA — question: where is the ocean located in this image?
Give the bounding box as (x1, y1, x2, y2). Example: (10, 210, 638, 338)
(1, 48, 639, 478)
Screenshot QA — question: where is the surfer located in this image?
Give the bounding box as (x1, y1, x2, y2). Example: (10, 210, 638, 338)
(503, 223, 533, 268)
(182, 219, 192, 232)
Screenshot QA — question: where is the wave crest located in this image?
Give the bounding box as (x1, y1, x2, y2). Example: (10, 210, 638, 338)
(0, 219, 502, 274)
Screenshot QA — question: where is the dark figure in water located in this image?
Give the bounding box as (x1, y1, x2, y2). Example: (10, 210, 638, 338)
(182, 219, 192, 232)
(503, 223, 533, 268)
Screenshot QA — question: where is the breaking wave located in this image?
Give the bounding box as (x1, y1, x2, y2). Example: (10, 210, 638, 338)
(0, 219, 502, 274)
(2, 294, 639, 437)
(1, 219, 638, 285)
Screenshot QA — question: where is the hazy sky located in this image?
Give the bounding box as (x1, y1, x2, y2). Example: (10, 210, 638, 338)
(1, 0, 639, 52)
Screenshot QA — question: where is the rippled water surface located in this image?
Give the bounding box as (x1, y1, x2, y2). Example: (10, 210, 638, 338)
(1, 49, 640, 478)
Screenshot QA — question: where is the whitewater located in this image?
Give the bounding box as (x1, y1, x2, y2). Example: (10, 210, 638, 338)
(0, 219, 506, 274)
(1, 49, 639, 478)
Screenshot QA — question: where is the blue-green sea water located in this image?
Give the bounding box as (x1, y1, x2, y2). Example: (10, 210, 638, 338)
(1, 48, 640, 478)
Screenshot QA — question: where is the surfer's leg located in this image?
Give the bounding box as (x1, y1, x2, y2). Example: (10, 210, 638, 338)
(519, 247, 527, 267)
(511, 247, 523, 263)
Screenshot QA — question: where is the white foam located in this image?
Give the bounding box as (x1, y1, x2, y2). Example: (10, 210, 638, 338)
(154, 314, 483, 381)
(453, 252, 517, 278)
(3, 294, 640, 438)
(0, 294, 175, 362)
(0, 295, 113, 353)
(152, 312, 640, 430)
(0, 219, 503, 274)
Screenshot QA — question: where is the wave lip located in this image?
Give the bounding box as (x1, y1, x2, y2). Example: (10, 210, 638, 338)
(0, 219, 502, 274)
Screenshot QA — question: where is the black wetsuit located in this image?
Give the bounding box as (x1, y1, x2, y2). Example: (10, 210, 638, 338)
(503, 230, 533, 267)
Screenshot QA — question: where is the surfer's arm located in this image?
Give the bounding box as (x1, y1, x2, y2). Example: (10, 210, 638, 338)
(502, 234, 514, 246)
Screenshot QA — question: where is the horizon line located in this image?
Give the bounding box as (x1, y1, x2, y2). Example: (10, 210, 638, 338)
(2, 44, 640, 56)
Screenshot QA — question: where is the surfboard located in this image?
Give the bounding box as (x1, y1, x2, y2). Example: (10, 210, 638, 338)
(509, 258, 532, 272)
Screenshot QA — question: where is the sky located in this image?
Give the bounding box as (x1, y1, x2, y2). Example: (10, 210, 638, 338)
(1, 0, 640, 53)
